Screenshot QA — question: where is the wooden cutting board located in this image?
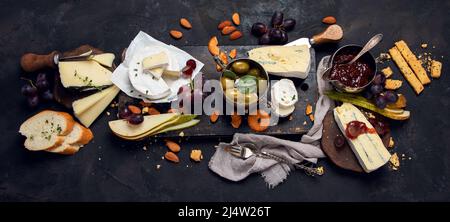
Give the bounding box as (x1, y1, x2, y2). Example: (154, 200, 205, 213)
(119, 45, 319, 138)
(321, 110, 391, 173)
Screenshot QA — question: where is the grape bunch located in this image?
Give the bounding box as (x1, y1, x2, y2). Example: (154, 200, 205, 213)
(251, 12, 296, 45)
(21, 73, 53, 108)
(363, 73, 398, 109)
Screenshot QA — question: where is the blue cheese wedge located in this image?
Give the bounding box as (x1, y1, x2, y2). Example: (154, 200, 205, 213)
(333, 103, 391, 173)
(248, 45, 311, 79)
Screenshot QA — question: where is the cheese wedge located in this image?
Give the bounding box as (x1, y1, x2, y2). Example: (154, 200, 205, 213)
(76, 86, 120, 127)
(72, 86, 118, 115)
(248, 45, 311, 79)
(333, 103, 391, 173)
(91, 53, 115, 68)
(142, 52, 169, 70)
(108, 113, 178, 138)
(59, 61, 112, 88)
(148, 67, 165, 79)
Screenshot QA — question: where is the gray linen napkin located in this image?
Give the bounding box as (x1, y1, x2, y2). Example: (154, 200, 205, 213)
(209, 56, 333, 188)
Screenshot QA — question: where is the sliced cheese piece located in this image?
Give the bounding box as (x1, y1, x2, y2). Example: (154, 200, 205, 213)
(248, 45, 311, 79)
(162, 69, 181, 78)
(148, 67, 165, 79)
(108, 113, 178, 138)
(333, 103, 391, 173)
(59, 61, 112, 88)
(72, 86, 117, 115)
(90, 53, 115, 68)
(142, 51, 169, 70)
(76, 86, 120, 127)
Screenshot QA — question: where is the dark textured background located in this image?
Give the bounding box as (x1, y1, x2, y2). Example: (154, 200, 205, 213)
(0, 0, 449, 201)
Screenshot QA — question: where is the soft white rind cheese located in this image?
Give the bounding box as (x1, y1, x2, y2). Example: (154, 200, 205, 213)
(248, 45, 311, 79)
(142, 52, 169, 70)
(333, 103, 391, 173)
(59, 61, 112, 88)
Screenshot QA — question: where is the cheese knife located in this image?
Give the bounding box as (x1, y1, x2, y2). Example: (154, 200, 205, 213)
(286, 24, 343, 47)
(20, 50, 93, 72)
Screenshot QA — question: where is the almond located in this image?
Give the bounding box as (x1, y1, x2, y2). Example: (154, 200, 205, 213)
(231, 112, 242, 128)
(208, 36, 220, 56)
(322, 16, 336, 25)
(229, 49, 237, 59)
(232, 13, 240, 25)
(309, 114, 315, 122)
(179, 18, 192, 29)
(218, 20, 232, 30)
(169, 30, 183, 39)
(305, 104, 313, 115)
(165, 140, 181, 153)
(229, 30, 242, 41)
(147, 107, 160, 115)
(221, 26, 236, 35)
(210, 111, 219, 123)
(219, 51, 228, 65)
(164, 151, 179, 163)
(128, 105, 141, 114)
(216, 64, 223, 72)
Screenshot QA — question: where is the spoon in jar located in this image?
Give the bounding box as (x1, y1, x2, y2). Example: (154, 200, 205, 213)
(344, 33, 383, 65)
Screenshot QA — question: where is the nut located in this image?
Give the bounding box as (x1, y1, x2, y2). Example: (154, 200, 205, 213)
(305, 104, 313, 115)
(208, 36, 220, 56)
(232, 13, 240, 26)
(218, 20, 232, 30)
(322, 16, 337, 24)
(164, 151, 179, 163)
(190, 149, 203, 162)
(210, 110, 219, 123)
(221, 26, 236, 35)
(147, 107, 160, 115)
(169, 30, 183, 39)
(179, 18, 192, 29)
(165, 140, 181, 153)
(229, 30, 243, 40)
(229, 49, 237, 59)
(128, 105, 141, 114)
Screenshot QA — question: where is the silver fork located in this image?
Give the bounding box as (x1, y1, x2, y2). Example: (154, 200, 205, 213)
(220, 143, 324, 176)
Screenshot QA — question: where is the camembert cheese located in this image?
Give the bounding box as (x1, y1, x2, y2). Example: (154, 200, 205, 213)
(59, 61, 112, 88)
(333, 103, 391, 173)
(248, 45, 311, 79)
(142, 52, 169, 70)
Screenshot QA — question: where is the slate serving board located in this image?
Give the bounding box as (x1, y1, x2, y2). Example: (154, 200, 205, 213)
(119, 45, 318, 138)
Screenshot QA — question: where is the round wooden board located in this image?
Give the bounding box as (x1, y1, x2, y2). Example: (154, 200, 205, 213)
(321, 110, 391, 173)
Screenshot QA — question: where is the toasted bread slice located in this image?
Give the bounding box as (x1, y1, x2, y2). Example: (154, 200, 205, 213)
(47, 123, 93, 154)
(19, 110, 75, 151)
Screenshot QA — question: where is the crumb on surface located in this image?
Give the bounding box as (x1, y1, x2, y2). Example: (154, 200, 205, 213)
(389, 153, 400, 171)
(388, 137, 395, 148)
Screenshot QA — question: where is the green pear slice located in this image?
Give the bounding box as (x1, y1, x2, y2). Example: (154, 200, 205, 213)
(108, 113, 178, 137)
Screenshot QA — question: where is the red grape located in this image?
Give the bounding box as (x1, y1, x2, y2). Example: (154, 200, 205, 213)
(21, 84, 37, 96)
(27, 95, 39, 107)
(269, 28, 283, 44)
(373, 73, 386, 85)
(383, 91, 398, 103)
(186, 59, 196, 70)
(119, 105, 132, 119)
(280, 30, 288, 44)
(271, 12, 284, 27)
(41, 90, 53, 101)
(251, 22, 268, 37)
(370, 84, 383, 95)
(182, 65, 193, 76)
(36, 79, 49, 91)
(259, 33, 271, 45)
(375, 95, 387, 109)
(128, 114, 144, 125)
(283, 19, 296, 31)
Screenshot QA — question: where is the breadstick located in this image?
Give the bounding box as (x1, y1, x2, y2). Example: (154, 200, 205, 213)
(389, 47, 424, 94)
(394, 40, 431, 85)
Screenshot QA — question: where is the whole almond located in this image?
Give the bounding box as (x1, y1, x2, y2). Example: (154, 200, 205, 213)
(322, 16, 336, 24)
(218, 20, 232, 30)
(128, 105, 141, 114)
(169, 30, 183, 39)
(229, 30, 242, 41)
(229, 49, 237, 59)
(164, 151, 179, 163)
(232, 13, 240, 26)
(221, 26, 236, 35)
(180, 18, 192, 29)
(165, 140, 181, 153)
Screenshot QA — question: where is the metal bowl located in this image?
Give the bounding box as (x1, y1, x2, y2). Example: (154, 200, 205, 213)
(324, 44, 377, 93)
(219, 58, 270, 109)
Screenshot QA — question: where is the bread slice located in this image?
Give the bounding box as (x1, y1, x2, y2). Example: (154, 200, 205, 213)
(19, 110, 75, 151)
(46, 123, 94, 154)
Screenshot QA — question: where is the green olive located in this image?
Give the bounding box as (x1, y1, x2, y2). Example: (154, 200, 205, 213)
(231, 61, 250, 74)
(247, 68, 261, 77)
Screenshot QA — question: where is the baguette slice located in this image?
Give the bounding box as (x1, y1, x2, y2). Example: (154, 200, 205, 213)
(19, 110, 75, 151)
(46, 123, 93, 155)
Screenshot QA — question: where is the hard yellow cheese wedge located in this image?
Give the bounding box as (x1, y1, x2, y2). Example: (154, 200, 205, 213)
(76, 86, 120, 127)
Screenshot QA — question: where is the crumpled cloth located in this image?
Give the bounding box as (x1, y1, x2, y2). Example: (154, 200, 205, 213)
(208, 56, 333, 188)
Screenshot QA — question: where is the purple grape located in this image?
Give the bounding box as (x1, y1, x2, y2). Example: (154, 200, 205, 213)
(373, 73, 386, 85)
(41, 89, 53, 101)
(375, 96, 387, 109)
(251, 22, 268, 37)
(36, 73, 47, 82)
(259, 33, 271, 45)
(282, 19, 296, 31)
(280, 30, 288, 44)
(21, 84, 37, 96)
(128, 114, 144, 125)
(271, 12, 284, 27)
(370, 84, 383, 95)
(362, 89, 374, 99)
(27, 95, 39, 107)
(118, 106, 132, 119)
(35, 79, 49, 91)
(269, 28, 283, 44)
(383, 91, 398, 103)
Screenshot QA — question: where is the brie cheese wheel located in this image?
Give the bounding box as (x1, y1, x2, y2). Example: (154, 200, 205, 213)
(90, 53, 115, 67)
(272, 79, 298, 108)
(248, 45, 311, 79)
(333, 103, 391, 173)
(148, 67, 165, 79)
(142, 51, 169, 70)
(59, 61, 112, 88)
(128, 54, 171, 100)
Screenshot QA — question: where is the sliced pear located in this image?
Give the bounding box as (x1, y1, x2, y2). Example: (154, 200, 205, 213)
(108, 113, 178, 137)
(152, 119, 200, 135)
